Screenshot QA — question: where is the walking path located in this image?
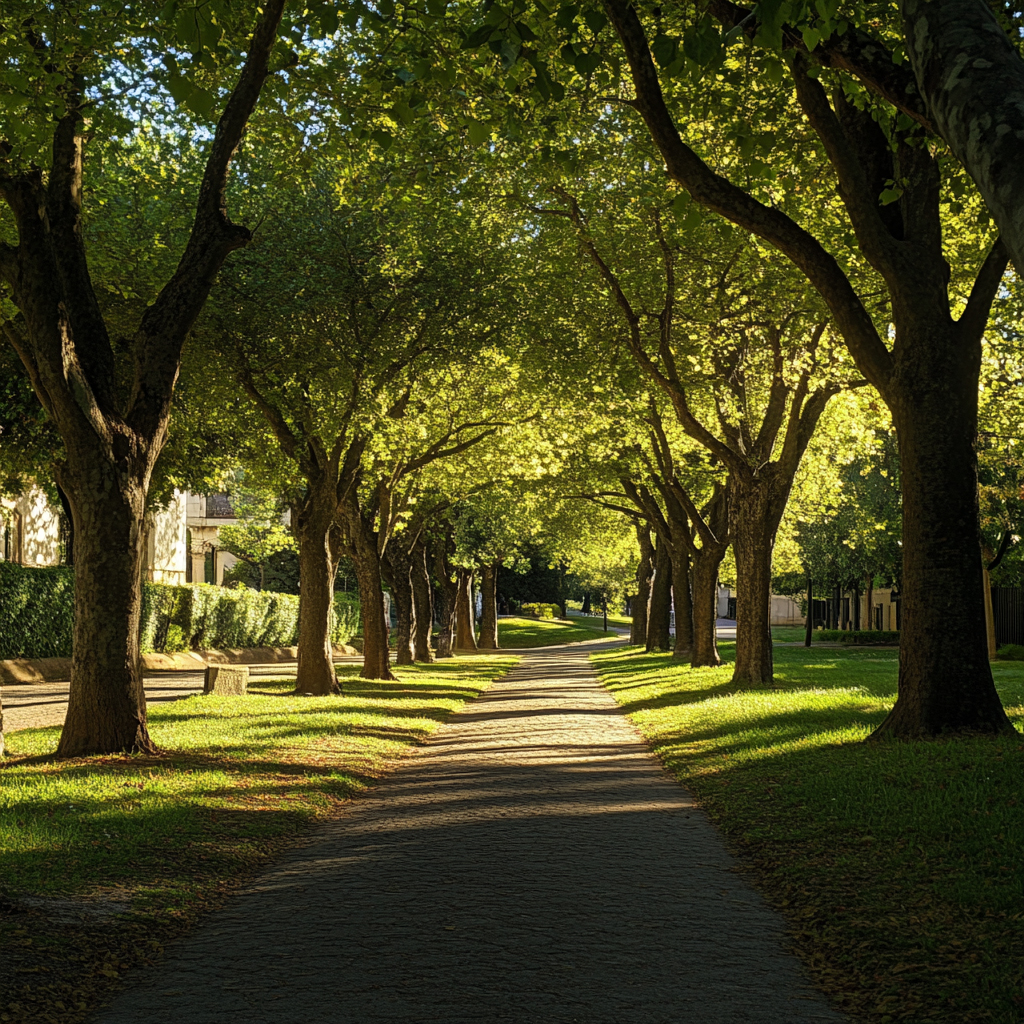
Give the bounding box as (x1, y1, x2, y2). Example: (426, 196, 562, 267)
(94, 642, 843, 1024)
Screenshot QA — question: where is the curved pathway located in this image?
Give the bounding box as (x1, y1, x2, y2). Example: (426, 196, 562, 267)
(94, 642, 845, 1024)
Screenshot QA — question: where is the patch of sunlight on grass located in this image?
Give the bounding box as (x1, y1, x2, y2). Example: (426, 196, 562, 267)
(497, 617, 608, 647)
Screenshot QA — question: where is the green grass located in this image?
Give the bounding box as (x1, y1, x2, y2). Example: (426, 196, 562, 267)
(496, 616, 609, 647)
(771, 625, 808, 642)
(570, 612, 632, 631)
(591, 643, 1024, 1023)
(0, 656, 516, 1023)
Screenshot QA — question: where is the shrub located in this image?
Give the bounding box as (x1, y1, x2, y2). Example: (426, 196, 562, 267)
(520, 602, 561, 619)
(996, 644, 1024, 661)
(0, 562, 75, 659)
(815, 629, 900, 645)
(0, 564, 361, 658)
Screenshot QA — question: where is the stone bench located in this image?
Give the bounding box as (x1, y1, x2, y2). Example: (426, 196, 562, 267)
(203, 665, 249, 696)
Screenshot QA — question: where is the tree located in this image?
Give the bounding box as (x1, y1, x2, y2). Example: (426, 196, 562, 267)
(539, 187, 842, 684)
(212, 159, 522, 687)
(587, 0, 1013, 732)
(216, 483, 295, 591)
(0, 2, 290, 754)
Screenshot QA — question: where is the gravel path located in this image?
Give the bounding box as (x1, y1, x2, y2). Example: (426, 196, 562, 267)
(94, 643, 845, 1024)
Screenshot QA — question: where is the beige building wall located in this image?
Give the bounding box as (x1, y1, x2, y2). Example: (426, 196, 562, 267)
(144, 492, 188, 584)
(1, 486, 63, 566)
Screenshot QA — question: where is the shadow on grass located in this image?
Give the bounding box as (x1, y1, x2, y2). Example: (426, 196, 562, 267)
(590, 643, 1024, 1023)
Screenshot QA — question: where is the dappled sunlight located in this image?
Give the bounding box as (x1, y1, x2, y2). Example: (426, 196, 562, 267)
(0, 656, 518, 903)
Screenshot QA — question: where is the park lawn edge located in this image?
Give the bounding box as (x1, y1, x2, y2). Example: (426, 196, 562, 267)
(496, 616, 609, 647)
(590, 644, 1024, 1024)
(0, 655, 518, 1024)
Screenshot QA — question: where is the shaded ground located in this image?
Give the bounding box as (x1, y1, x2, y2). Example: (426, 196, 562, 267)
(592, 643, 1024, 1023)
(94, 642, 844, 1024)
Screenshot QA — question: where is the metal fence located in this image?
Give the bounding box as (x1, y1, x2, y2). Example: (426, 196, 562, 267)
(992, 587, 1024, 647)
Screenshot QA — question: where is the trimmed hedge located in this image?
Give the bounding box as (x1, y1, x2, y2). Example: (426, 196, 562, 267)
(0, 563, 361, 659)
(0, 562, 76, 659)
(520, 602, 561, 619)
(815, 629, 900, 645)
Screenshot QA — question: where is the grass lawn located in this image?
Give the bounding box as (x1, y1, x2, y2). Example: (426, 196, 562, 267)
(591, 643, 1024, 1023)
(0, 656, 515, 1024)
(497, 616, 609, 647)
(772, 625, 808, 643)
(570, 612, 632, 631)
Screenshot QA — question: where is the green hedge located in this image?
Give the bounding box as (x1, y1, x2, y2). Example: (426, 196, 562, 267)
(521, 602, 561, 619)
(0, 562, 76, 659)
(815, 629, 900, 645)
(0, 563, 361, 659)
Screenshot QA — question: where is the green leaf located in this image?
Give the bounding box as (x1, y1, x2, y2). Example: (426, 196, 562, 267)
(555, 4, 579, 29)
(462, 23, 496, 49)
(573, 51, 602, 75)
(583, 9, 607, 33)
(878, 188, 902, 206)
(185, 88, 217, 118)
(802, 27, 821, 50)
(651, 33, 679, 68)
(466, 120, 490, 146)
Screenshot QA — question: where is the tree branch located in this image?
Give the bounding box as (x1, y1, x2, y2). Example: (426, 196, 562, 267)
(602, 0, 894, 398)
(958, 237, 1009, 345)
(128, 0, 289, 438)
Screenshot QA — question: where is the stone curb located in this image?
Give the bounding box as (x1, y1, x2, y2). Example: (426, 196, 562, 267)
(0, 645, 360, 685)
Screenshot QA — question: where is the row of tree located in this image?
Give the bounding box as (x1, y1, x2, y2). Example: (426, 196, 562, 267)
(3, 0, 1024, 755)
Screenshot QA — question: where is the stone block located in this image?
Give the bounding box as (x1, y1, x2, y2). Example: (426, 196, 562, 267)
(203, 665, 249, 696)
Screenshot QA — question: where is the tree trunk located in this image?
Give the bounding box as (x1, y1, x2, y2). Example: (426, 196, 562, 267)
(56, 465, 156, 757)
(805, 577, 813, 647)
(347, 517, 394, 681)
(631, 525, 654, 645)
(479, 562, 499, 649)
(873, 388, 1012, 736)
(385, 546, 416, 666)
(729, 479, 777, 687)
(690, 549, 723, 668)
(294, 502, 340, 696)
(581, 593, 592, 614)
(853, 584, 861, 631)
(866, 575, 874, 631)
(671, 550, 694, 659)
(411, 541, 435, 663)
(432, 544, 458, 659)
(455, 569, 478, 651)
(647, 540, 673, 651)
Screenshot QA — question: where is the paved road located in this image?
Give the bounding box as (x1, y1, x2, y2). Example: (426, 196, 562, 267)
(94, 643, 844, 1024)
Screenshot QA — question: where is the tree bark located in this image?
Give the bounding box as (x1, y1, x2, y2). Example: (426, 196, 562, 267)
(55, 463, 154, 756)
(479, 562, 500, 649)
(647, 540, 673, 651)
(432, 542, 458, 659)
(455, 568, 478, 651)
(900, 0, 1024, 277)
(411, 541, 435, 663)
(805, 577, 814, 647)
(671, 551, 694, 659)
(631, 525, 654, 645)
(384, 545, 416, 666)
(729, 478, 778, 687)
(691, 549, 723, 668)
(866, 575, 874, 631)
(873, 384, 1012, 736)
(294, 499, 340, 696)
